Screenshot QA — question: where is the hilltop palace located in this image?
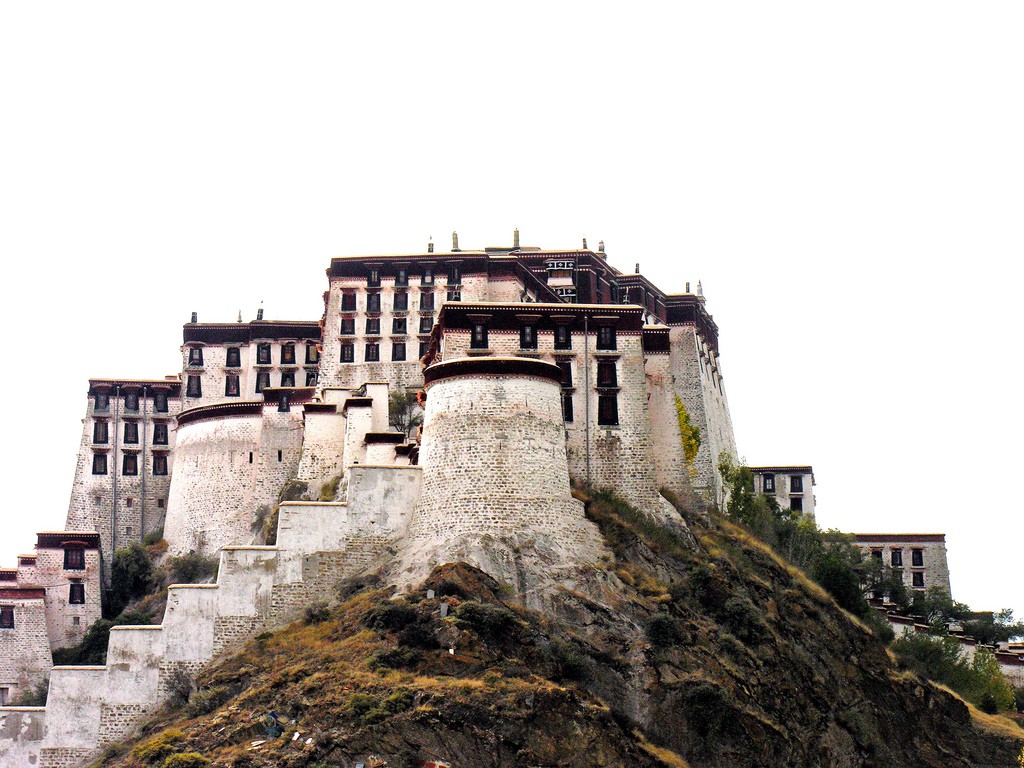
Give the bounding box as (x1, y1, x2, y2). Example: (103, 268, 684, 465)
(0, 234, 973, 767)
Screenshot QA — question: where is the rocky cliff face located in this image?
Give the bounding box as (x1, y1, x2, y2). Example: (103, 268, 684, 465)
(94, 494, 1022, 768)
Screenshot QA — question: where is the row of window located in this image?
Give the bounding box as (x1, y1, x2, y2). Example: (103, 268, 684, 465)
(870, 548, 925, 568)
(185, 371, 318, 398)
(341, 342, 419, 363)
(342, 289, 465, 313)
(92, 453, 167, 476)
(469, 324, 616, 351)
(93, 421, 169, 445)
(0, 585, 86, 629)
(187, 343, 319, 368)
(94, 391, 169, 413)
(342, 316, 433, 336)
(363, 264, 456, 289)
(761, 475, 804, 493)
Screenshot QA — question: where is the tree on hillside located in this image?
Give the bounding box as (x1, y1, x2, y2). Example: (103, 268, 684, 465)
(389, 390, 423, 439)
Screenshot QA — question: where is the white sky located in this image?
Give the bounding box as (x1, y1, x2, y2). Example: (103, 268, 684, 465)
(1, 2, 1020, 622)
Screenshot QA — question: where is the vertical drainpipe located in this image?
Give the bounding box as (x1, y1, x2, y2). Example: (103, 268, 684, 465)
(111, 384, 120, 574)
(584, 316, 591, 487)
(140, 385, 147, 542)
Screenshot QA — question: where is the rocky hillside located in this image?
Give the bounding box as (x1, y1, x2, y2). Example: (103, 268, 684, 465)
(93, 492, 1023, 768)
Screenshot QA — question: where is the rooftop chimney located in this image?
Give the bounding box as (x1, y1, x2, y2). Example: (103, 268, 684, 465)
(697, 281, 703, 297)
(635, 262, 640, 274)
(427, 237, 434, 254)
(598, 240, 605, 253)
(685, 281, 691, 293)
(452, 231, 460, 252)
(190, 312, 197, 323)
(257, 307, 264, 321)
(582, 237, 588, 249)
(237, 310, 242, 323)
(513, 228, 520, 249)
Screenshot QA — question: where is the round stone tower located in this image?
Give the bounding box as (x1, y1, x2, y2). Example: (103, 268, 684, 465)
(398, 357, 604, 601)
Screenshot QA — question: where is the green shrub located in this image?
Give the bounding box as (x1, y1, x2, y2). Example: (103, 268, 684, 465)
(106, 543, 154, 618)
(51, 610, 152, 666)
(550, 639, 592, 681)
(131, 729, 184, 764)
(722, 595, 761, 642)
(304, 601, 331, 624)
(13, 679, 48, 706)
(893, 634, 1015, 711)
(364, 601, 418, 632)
(454, 601, 517, 642)
(142, 527, 165, 547)
(647, 613, 685, 648)
(163, 754, 210, 768)
(319, 474, 343, 501)
(683, 683, 730, 738)
(185, 684, 235, 717)
(166, 553, 218, 585)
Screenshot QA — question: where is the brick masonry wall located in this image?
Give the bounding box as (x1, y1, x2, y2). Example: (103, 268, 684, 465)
(0, 599, 52, 699)
(33, 548, 102, 650)
(97, 703, 147, 746)
(295, 409, 346, 486)
(39, 747, 93, 768)
(855, 537, 952, 596)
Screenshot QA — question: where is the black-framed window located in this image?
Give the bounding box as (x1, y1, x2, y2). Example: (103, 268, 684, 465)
(153, 455, 168, 476)
(341, 293, 357, 311)
(186, 375, 202, 398)
(341, 343, 354, 363)
(395, 267, 409, 286)
(153, 423, 168, 446)
(153, 391, 168, 413)
(366, 318, 380, 335)
(447, 289, 462, 302)
(226, 347, 241, 367)
(562, 391, 574, 422)
(447, 264, 460, 284)
(554, 325, 572, 350)
(69, 583, 85, 605)
(278, 394, 290, 413)
(911, 549, 924, 567)
(281, 343, 296, 365)
(912, 572, 925, 588)
(123, 421, 139, 444)
(419, 316, 433, 334)
(790, 496, 803, 513)
(255, 370, 271, 392)
(0, 606, 13, 629)
(471, 323, 488, 349)
(392, 342, 406, 361)
(596, 326, 616, 350)
(790, 475, 804, 493)
(94, 391, 110, 411)
(305, 343, 319, 364)
(763, 474, 775, 493)
(124, 392, 139, 411)
(556, 361, 573, 388)
(341, 318, 355, 335)
(520, 325, 537, 350)
(420, 291, 435, 311)
(891, 549, 903, 567)
(367, 292, 381, 313)
(365, 343, 380, 362)
(225, 375, 240, 397)
(257, 343, 272, 364)
(93, 421, 108, 444)
(280, 371, 295, 388)
(870, 549, 882, 561)
(305, 370, 318, 387)
(393, 318, 407, 335)
(188, 347, 203, 366)
(394, 292, 409, 312)
(367, 268, 381, 287)
(122, 453, 138, 476)
(597, 394, 619, 426)
(597, 361, 617, 388)
(64, 548, 85, 570)
(92, 453, 107, 475)
(422, 265, 434, 285)
(419, 341, 429, 359)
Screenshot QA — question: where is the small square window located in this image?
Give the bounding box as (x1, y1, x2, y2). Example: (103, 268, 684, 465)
(93, 421, 108, 444)
(64, 548, 85, 570)
(0, 607, 13, 629)
(341, 318, 355, 335)
(790, 475, 804, 493)
(257, 343, 272, 364)
(153, 391, 168, 413)
(368, 268, 381, 287)
(255, 370, 271, 393)
(554, 325, 572, 350)
(153, 455, 168, 476)
(912, 571, 925, 588)
(340, 343, 354, 363)
(226, 347, 241, 367)
(94, 392, 110, 411)
(305, 370, 318, 387)
(72, 616, 80, 626)
(556, 361, 573, 388)
(396, 267, 409, 286)
(520, 325, 537, 350)
(891, 549, 903, 567)
(471, 324, 488, 349)
(392, 342, 406, 362)
(281, 343, 296, 365)
(597, 361, 617, 388)
(419, 341, 429, 359)
(153, 422, 168, 445)
(123, 453, 138, 476)
(341, 292, 357, 312)
(596, 326, 616, 351)
(393, 317, 407, 335)
(790, 496, 803, 513)
(763, 474, 775, 493)
(422, 266, 434, 285)
(157, 498, 165, 509)
(420, 292, 435, 311)
(562, 391, 574, 422)
(68, 583, 85, 605)
(92, 453, 108, 475)
(305, 343, 319, 364)
(447, 289, 462, 302)
(280, 371, 295, 388)
(124, 421, 139, 444)
(188, 347, 203, 366)
(393, 292, 409, 312)
(597, 394, 619, 426)
(186, 375, 202, 398)
(911, 549, 924, 567)
(124, 392, 139, 411)
(225, 375, 240, 397)
(367, 293, 381, 313)
(365, 343, 380, 362)
(447, 265, 461, 284)
(419, 316, 433, 334)
(366, 318, 381, 335)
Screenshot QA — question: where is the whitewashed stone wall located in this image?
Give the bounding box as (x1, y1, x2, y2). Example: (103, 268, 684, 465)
(0, 597, 51, 702)
(854, 535, 951, 596)
(644, 350, 692, 499)
(295, 407, 346, 487)
(31, 546, 102, 651)
(0, 707, 46, 765)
